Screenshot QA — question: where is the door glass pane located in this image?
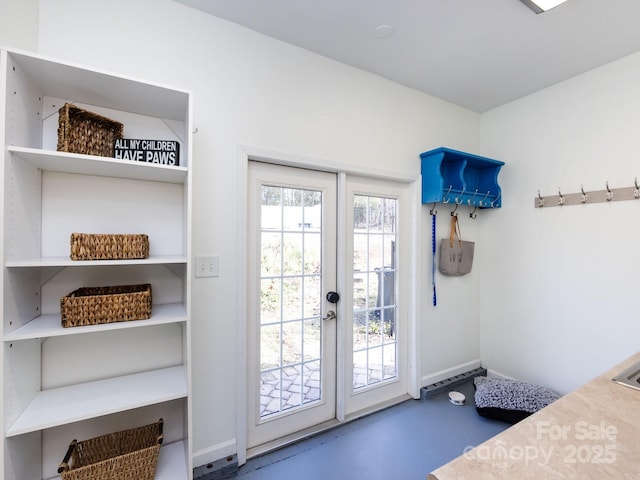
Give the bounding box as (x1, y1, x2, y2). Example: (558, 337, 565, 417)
(303, 361, 321, 403)
(261, 232, 281, 276)
(259, 185, 324, 418)
(352, 194, 398, 390)
(303, 276, 321, 318)
(260, 278, 281, 325)
(282, 277, 302, 321)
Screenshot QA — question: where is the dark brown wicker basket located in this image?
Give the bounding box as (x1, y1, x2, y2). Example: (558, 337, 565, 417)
(70, 233, 149, 260)
(60, 284, 152, 328)
(58, 419, 163, 480)
(57, 103, 124, 157)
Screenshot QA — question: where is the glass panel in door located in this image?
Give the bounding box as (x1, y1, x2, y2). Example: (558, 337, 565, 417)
(352, 195, 398, 390)
(259, 186, 323, 417)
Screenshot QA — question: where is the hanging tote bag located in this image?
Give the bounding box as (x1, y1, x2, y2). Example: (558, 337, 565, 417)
(439, 215, 474, 276)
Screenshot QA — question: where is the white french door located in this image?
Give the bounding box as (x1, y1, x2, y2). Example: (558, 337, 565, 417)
(247, 162, 337, 450)
(342, 176, 410, 415)
(246, 161, 412, 453)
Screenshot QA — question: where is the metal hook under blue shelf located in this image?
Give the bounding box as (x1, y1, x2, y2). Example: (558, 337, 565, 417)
(442, 185, 453, 204)
(478, 190, 491, 207)
(490, 191, 502, 208)
(468, 188, 479, 206)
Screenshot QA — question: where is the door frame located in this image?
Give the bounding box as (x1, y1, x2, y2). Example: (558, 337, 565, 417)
(236, 145, 420, 466)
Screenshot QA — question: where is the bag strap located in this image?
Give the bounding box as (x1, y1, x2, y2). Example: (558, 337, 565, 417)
(449, 215, 462, 248)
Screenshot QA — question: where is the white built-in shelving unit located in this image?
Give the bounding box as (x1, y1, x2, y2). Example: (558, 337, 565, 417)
(0, 48, 192, 480)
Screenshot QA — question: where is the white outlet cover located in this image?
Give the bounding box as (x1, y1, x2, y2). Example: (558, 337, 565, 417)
(195, 255, 219, 278)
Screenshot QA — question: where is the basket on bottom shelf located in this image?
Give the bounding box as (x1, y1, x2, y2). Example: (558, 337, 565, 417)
(60, 284, 152, 328)
(58, 419, 164, 480)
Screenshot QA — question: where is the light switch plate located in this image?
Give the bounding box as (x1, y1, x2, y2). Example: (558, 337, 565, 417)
(195, 256, 219, 278)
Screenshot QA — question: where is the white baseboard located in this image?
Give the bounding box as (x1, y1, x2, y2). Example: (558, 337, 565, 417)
(192, 439, 236, 469)
(421, 359, 482, 387)
(485, 368, 513, 379)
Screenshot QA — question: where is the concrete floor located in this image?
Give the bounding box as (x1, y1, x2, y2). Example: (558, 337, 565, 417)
(236, 380, 509, 479)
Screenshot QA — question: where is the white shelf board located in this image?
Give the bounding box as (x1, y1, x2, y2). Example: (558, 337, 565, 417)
(6, 366, 187, 437)
(49, 440, 188, 480)
(3, 303, 187, 341)
(6, 255, 187, 268)
(9, 146, 188, 184)
(8, 48, 190, 121)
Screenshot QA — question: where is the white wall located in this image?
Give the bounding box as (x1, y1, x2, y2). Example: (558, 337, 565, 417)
(479, 52, 640, 393)
(420, 205, 488, 385)
(35, 0, 482, 466)
(0, 0, 38, 51)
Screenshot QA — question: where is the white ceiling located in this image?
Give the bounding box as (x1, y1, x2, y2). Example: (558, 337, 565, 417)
(175, 0, 640, 112)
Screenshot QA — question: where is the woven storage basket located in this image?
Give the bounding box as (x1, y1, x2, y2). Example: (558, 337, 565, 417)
(60, 284, 152, 328)
(58, 419, 163, 480)
(57, 103, 124, 157)
(70, 233, 149, 260)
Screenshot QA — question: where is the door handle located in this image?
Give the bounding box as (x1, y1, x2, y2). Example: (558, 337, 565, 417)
(322, 310, 336, 322)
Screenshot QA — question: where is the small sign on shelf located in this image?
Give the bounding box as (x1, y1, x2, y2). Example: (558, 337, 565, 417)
(114, 138, 180, 166)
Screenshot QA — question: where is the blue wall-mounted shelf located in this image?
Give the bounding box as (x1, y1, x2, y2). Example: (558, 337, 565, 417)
(420, 147, 505, 208)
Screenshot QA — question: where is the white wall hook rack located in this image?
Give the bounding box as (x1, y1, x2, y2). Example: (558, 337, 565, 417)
(535, 178, 640, 208)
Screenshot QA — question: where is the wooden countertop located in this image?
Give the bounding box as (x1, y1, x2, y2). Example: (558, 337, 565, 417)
(428, 352, 640, 479)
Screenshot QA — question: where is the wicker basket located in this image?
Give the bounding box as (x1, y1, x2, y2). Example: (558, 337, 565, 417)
(57, 103, 124, 157)
(58, 419, 164, 480)
(70, 233, 149, 260)
(60, 284, 152, 328)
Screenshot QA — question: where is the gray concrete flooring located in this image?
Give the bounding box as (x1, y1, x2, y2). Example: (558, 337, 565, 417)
(237, 380, 509, 479)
